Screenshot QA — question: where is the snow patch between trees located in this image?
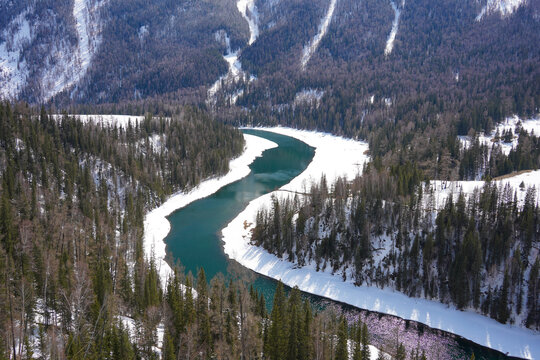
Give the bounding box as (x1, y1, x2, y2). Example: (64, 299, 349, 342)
(477, 0, 527, 20)
(207, 31, 255, 105)
(301, 0, 337, 70)
(52, 114, 146, 128)
(294, 89, 325, 107)
(458, 114, 540, 156)
(221, 127, 540, 359)
(143, 134, 278, 283)
(384, 0, 403, 56)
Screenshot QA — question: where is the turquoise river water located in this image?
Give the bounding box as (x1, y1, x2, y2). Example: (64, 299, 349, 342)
(163, 129, 514, 360)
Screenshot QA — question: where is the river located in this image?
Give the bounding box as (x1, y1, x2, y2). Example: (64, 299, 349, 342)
(163, 129, 515, 360)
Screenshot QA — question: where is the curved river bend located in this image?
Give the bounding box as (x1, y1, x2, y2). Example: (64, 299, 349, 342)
(163, 129, 514, 360)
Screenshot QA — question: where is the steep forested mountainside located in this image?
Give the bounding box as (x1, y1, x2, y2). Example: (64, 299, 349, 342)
(236, 0, 538, 125)
(1, 0, 537, 115)
(0, 0, 250, 104)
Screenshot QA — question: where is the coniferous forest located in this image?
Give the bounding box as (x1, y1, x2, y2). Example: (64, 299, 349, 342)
(0, 102, 388, 359)
(252, 165, 540, 329)
(1, 0, 539, 358)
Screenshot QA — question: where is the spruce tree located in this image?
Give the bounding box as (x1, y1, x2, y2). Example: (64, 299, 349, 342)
(361, 323, 370, 360)
(268, 281, 287, 360)
(335, 316, 348, 360)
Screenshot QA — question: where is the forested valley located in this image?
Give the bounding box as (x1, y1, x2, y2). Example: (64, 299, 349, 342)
(0, 101, 395, 360)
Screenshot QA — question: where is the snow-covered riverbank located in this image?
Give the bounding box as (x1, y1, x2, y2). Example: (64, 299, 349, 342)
(143, 134, 277, 282)
(221, 127, 539, 359)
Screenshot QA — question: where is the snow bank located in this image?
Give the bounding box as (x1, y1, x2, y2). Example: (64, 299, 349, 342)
(144, 134, 277, 282)
(477, 0, 526, 20)
(384, 0, 403, 56)
(301, 0, 337, 69)
(222, 128, 539, 359)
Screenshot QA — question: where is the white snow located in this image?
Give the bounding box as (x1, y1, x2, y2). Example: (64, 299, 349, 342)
(237, 0, 260, 45)
(207, 0, 259, 104)
(52, 114, 146, 129)
(477, 0, 526, 20)
(41, 0, 106, 101)
(143, 133, 278, 283)
(0, 10, 33, 99)
(426, 169, 540, 209)
(301, 0, 337, 70)
(384, 0, 402, 56)
(207, 32, 255, 105)
(458, 114, 540, 156)
(221, 127, 540, 359)
(294, 88, 325, 107)
(207, 49, 243, 100)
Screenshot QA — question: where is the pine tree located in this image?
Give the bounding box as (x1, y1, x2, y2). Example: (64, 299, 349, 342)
(162, 330, 176, 360)
(286, 287, 301, 360)
(498, 271, 510, 323)
(353, 321, 362, 360)
(196, 268, 212, 358)
(268, 281, 287, 360)
(335, 316, 349, 360)
(299, 300, 312, 360)
(526, 258, 539, 328)
(361, 323, 370, 360)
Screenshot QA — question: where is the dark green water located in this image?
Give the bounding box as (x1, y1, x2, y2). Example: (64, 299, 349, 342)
(163, 129, 315, 304)
(163, 129, 512, 360)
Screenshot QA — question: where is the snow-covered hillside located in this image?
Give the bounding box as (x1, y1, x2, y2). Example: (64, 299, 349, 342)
(237, 0, 260, 45)
(477, 0, 527, 20)
(207, 0, 262, 105)
(207, 31, 255, 105)
(41, 0, 106, 101)
(0, 9, 33, 99)
(0, 0, 106, 101)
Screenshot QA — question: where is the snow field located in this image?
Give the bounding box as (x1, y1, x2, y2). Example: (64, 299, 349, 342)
(41, 0, 106, 101)
(52, 114, 146, 128)
(221, 127, 540, 359)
